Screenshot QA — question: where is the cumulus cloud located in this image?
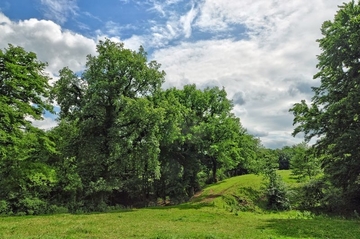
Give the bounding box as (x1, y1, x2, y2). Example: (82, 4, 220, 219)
(31, 117, 58, 130)
(151, 0, 343, 148)
(0, 13, 96, 74)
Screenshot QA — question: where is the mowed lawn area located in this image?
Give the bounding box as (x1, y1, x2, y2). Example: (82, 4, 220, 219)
(1, 171, 360, 239)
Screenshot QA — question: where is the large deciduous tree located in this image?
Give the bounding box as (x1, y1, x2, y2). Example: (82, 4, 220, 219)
(52, 39, 165, 209)
(0, 44, 55, 214)
(155, 85, 250, 201)
(290, 1, 360, 204)
(290, 142, 321, 181)
(0, 44, 53, 155)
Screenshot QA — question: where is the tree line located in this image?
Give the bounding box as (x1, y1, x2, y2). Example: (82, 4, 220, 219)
(0, 40, 267, 214)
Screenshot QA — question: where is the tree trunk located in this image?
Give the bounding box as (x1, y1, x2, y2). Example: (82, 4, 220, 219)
(212, 157, 218, 183)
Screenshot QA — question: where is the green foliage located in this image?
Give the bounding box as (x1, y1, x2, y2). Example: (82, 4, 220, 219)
(0, 200, 10, 215)
(0, 45, 57, 215)
(297, 178, 328, 209)
(290, 142, 322, 181)
(154, 84, 256, 203)
(0, 40, 261, 214)
(290, 1, 360, 209)
(254, 147, 278, 174)
(295, 177, 351, 214)
(51, 67, 85, 120)
(17, 197, 48, 215)
(1, 171, 359, 239)
(263, 158, 291, 210)
(51, 39, 166, 209)
(263, 169, 291, 210)
(276, 146, 294, 170)
(0, 44, 53, 155)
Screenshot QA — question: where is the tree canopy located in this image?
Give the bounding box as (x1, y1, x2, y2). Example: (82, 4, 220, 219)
(0, 45, 56, 215)
(0, 44, 53, 156)
(290, 0, 360, 205)
(0, 39, 262, 214)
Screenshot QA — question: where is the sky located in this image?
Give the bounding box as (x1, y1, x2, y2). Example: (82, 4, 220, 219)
(0, 0, 345, 148)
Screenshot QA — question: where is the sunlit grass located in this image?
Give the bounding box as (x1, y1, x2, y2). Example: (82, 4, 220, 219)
(1, 170, 359, 239)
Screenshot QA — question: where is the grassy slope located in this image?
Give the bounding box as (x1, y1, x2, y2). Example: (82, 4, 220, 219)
(1, 170, 360, 239)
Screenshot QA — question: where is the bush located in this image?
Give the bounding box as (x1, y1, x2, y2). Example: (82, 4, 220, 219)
(46, 205, 69, 214)
(0, 200, 11, 215)
(298, 178, 328, 209)
(17, 197, 47, 215)
(263, 169, 291, 210)
(296, 178, 349, 213)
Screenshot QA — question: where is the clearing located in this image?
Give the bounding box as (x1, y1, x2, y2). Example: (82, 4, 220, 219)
(1, 170, 359, 239)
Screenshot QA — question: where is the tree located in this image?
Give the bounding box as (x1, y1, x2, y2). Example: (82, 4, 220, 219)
(52, 39, 165, 209)
(276, 146, 293, 170)
(290, 142, 321, 181)
(258, 147, 291, 210)
(51, 67, 85, 121)
(192, 86, 246, 183)
(290, 1, 360, 204)
(0, 44, 55, 214)
(153, 85, 251, 202)
(0, 44, 53, 157)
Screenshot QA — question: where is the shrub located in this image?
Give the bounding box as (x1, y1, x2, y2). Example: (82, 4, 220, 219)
(263, 169, 291, 210)
(0, 200, 11, 215)
(17, 197, 47, 215)
(46, 205, 69, 214)
(299, 178, 326, 209)
(297, 178, 348, 213)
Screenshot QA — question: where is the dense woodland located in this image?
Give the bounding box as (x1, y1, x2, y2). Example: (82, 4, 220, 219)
(0, 1, 360, 215)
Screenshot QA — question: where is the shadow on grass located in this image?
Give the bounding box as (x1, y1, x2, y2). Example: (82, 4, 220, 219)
(191, 193, 222, 203)
(65, 209, 136, 216)
(289, 175, 299, 180)
(104, 209, 135, 214)
(146, 202, 215, 210)
(260, 218, 360, 239)
(238, 187, 267, 209)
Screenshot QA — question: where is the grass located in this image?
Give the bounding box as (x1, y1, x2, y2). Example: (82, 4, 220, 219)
(1, 170, 360, 239)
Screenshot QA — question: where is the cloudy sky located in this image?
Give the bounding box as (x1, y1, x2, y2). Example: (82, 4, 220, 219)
(0, 0, 344, 148)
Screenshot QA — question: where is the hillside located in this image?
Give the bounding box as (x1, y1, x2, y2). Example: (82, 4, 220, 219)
(190, 171, 296, 213)
(1, 171, 359, 239)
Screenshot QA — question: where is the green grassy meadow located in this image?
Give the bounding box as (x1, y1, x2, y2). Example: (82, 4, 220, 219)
(1, 171, 359, 239)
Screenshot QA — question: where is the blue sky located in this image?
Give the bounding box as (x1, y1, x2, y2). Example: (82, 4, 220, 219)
(0, 0, 344, 148)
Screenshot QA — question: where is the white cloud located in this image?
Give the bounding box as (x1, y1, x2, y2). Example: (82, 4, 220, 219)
(31, 117, 58, 130)
(39, 0, 78, 24)
(180, 5, 198, 38)
(149, 2, 166, 17)
(140, 0, 199, 45)
(104, 21, 122, 36)
(151, 0, 344, 148)
(0, 13, 96, 74)
(146, 0, 185, 16)
(165, 0, 183, 5)
(122, 35, 145, 50)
